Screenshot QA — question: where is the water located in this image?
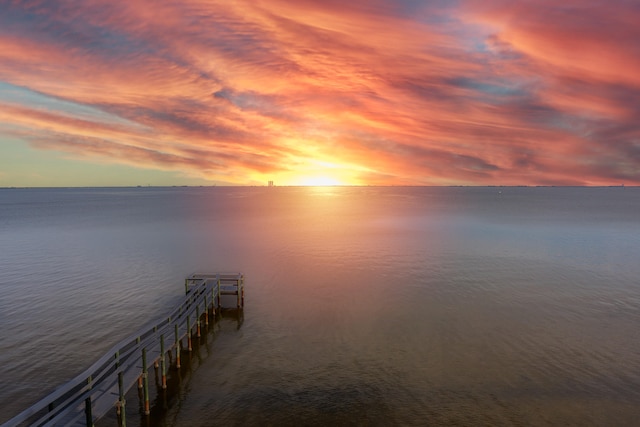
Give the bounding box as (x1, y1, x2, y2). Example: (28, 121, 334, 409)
(1, 186, 639, 426)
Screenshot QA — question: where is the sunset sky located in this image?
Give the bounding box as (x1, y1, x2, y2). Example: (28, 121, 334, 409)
(1, 0, 639, 186)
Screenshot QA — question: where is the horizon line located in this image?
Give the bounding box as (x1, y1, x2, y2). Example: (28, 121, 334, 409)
(0, 184, 634, 190)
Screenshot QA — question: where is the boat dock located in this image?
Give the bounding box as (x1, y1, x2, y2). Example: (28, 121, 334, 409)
(2, 273, 245, 427)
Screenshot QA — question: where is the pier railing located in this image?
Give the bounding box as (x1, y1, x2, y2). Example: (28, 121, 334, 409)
(2, 273, 244, 427)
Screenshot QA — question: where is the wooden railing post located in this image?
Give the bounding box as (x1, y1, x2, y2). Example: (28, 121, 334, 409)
(204, 294, 209, 326)
(187, 316, 193, 351)
(85, 376, 93, 427)
(117, 371, 126, 427)
(161, 335, 167, 389)
(241, 275, 245, 308)
(212, 285, 216, 317)
(175, 323, 181, 368)
(196, 306, 201, 338)
(142, 348, 150, 415)
(217, 276, 221, 309)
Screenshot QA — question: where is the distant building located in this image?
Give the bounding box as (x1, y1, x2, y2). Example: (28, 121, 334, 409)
(268, 180, 274, 187)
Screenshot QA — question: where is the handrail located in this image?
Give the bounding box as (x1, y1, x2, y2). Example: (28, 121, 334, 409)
(2, 273, 244, 427)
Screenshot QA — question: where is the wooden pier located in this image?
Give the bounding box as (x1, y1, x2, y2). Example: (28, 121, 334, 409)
(2, 273, 244, 427)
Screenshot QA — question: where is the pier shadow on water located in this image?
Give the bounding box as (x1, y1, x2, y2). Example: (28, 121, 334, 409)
(95, 309, 244, 427)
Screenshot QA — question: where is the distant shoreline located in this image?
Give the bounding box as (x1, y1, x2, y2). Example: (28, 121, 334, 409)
(0, 184, 635, 190)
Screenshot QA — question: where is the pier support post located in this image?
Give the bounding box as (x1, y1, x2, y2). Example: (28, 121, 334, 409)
(241, 276, 245, 308)
(217, 277, 221, 309)
(187, 316, 193, 351)
(85, 376, 93, 427)
(175, 324, 181, 368)
(142, 348, 150, 415)
(204, 295, 209, 326)
(161, 335, 167, 389)
(196, 306, 201, 338)
(117, 371, 126, 427)
(212, 286, 216, 318)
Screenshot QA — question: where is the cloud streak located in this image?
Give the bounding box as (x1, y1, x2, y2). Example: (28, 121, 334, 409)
(1, 0, 639, 185)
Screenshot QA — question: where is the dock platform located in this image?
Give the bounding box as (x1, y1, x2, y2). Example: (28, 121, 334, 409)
(2, 273, 244, 427)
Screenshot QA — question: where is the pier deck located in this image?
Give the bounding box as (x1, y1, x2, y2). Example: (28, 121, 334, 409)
(2, 273, 244, 427)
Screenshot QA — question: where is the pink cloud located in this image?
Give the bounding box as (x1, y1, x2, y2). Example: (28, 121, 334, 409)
(0, 0, 639, 185)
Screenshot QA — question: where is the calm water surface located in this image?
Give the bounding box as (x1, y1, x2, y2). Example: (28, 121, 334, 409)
(1, 186, 639, 426)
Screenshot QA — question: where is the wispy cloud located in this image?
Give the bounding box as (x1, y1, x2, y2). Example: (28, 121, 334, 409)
(1, 0, 638, 185)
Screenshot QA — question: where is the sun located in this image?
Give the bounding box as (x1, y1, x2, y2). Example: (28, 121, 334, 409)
(260, 160, 361, 186)
(299, 176, 342, 186)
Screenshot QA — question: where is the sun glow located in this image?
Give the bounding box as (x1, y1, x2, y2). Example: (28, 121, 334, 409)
(298, 176, 342, 186)
(256, 159, 368, 186)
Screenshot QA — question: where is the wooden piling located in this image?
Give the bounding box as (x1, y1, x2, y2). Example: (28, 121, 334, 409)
(85, 376, 93, 427)
(196, 306, 201, 338)
(204, 294, 209, 326)
(212, 286, 216, 318)
(117, 371, 126, 427)
(217, 277, 221, 308)
(161, 335, 167, 389)
(175, 324, 181, 368)
(187, 316, 192, 351)
(241, 276, 245, 308)
(142, 348, 150, 415)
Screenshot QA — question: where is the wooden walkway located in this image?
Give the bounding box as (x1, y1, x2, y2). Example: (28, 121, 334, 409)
(2, 273, 244, 427)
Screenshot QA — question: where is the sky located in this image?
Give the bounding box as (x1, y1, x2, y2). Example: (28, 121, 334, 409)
(1, 0, 639, 187)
